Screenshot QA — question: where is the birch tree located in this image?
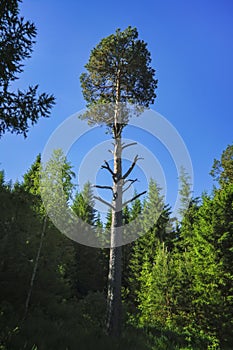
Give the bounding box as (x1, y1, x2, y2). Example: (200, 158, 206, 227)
(80, 26, 157, 336)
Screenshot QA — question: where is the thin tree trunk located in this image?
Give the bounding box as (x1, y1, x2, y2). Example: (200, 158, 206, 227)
(23, 215, 47, 319)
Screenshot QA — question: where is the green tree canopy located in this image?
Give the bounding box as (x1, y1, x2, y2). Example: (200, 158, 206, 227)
(80, 26, 157, 126)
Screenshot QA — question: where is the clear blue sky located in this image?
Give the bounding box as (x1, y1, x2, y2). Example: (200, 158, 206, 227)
(1, 0, 233, 208)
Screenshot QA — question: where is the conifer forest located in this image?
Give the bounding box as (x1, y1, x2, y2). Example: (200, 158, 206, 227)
(1, 1, 233, 349)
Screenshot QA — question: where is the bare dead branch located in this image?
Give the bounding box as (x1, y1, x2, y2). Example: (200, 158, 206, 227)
(122, 142, 137, 150)
(93, 184, 115, 197)
(123, 178, 138, 193)
(93, 185, 113, 191)
(94, 196, 114, 209)
(101, 160, 116, 177)
(122, 155, 144, 179)
(123, 178, 139, 185)
(123, 191, 147, 207)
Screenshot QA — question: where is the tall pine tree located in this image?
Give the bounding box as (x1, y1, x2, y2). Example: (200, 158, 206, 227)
(80, 26, 157, 336)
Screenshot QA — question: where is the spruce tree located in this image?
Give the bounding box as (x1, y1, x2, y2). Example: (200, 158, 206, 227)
(178, 166, 193, 218)
(0, 0, 55, 137)
(210, 143, 233, 186)
(137, 242, 178, 328)
(72, 183, 106, 296)
(128, 179, 170, 308)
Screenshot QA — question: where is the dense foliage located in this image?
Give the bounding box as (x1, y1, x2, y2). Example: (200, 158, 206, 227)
(0, 144, 233, 349)
(0, 0, 55, 137)
(80, 26, 157, 111)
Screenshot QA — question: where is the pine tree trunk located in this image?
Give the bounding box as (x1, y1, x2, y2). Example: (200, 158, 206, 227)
(106, 71, 123, 336)
(106, 134, 123, 336)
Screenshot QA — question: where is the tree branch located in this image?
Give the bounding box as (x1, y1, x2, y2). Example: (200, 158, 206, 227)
(101, 160, 116, 178)
(122, 155, 143, 179)
(123, 191, 147, 207)
(122, 142, 137, 150)
(94, 196, 114, 209)
(123, 178, 138, 193)
(93, 185, 113, 191)
(94, 184, 118, 200)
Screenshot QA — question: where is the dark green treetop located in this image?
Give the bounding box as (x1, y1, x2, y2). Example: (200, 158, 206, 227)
(72, 182, 96, 225)
(80, 26, 157, 125)
(0, 0, 55, 137)
(210, 144, 233, 186)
